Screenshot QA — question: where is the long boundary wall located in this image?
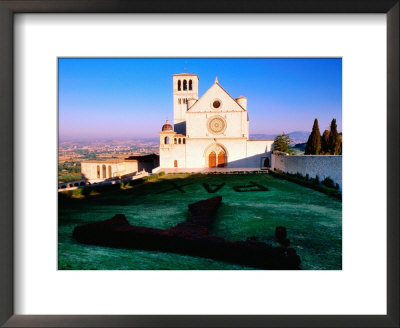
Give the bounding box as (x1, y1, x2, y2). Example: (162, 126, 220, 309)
(271, 153, 342, 189)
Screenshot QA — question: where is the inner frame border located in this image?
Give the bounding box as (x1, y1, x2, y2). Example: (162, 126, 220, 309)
(0, 1, 398, 327)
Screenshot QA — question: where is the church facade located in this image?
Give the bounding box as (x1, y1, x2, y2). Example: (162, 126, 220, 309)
(159, 73, 273, 169)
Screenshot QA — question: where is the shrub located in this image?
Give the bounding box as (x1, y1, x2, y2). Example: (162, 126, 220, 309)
(296, 172, 303, 179)
(273, 133, 292, 153)
(322, 177, 335, 188)
(143, 173, 164, 181)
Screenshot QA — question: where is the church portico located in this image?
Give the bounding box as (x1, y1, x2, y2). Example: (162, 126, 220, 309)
(204, 143, 228, 168)
(158, 74, 274, 170)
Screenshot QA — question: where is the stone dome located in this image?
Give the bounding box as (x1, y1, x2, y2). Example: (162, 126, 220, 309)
(162, 119, 173, 132)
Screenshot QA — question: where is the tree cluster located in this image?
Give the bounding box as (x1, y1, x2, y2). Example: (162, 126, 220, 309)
(273, 133, 292, 153)
(305, 118, 342, 155)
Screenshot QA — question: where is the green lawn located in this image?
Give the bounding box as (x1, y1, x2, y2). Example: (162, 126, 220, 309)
(58, 173, 342, 270)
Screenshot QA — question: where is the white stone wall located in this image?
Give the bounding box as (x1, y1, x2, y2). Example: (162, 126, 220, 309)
(159, 144, 186, 168)
(246, 140, 274, 167)
(185, 139, 247, 168)
(81, 163, 97, 180)
(123, 161, 139, 175)
(184, 139, 207, 167)
(159, 139, 273, 169)
(216, 139, 247, 168)
(271, 153, 342, 189)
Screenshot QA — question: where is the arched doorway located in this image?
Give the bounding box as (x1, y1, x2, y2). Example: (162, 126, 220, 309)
(174, 160, 178, 168)
(217, 151, 225, 167)
(205, 143, 228, 168)
(102, 165, 106, 178)
(264, 157, 270, 167)
(208, 152, 216, 168)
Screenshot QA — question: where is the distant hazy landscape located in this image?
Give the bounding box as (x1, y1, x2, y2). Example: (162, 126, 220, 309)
(60, 131, 311, 146)
(249, 131, 310, 145)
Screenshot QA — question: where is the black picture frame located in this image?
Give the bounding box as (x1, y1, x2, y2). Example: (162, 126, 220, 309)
(0, 1, 398, 327)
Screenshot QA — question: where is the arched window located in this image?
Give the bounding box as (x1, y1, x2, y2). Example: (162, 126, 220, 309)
(174, 160, 178, 168)
(174, 138, 177, 144)
(164, 136, 169, 144)
(189, 80, 192, 90)
(178, 80, 181, 91)
(178, 138, 181, 144)
(102, 165, 107, 178)
(97, 165, 100, 178)
(108, 166, 112, 178)
(178, 98, 181, 104)
(183, 138, 186, 144)
(183, 80, 187, 90)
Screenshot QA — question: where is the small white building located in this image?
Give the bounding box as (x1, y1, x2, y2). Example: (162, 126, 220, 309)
(159, 74, 273, 169)
(81, 159, 138, 183)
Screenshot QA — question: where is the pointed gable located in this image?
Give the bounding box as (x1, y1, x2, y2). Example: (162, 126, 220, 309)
(188, 82, 246, 113)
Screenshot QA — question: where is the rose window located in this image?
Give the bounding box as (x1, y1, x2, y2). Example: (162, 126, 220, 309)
(207, 116, 226, 134)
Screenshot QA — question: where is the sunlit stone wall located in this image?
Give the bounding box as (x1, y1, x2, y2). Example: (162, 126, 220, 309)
(271, 153, 342, 190)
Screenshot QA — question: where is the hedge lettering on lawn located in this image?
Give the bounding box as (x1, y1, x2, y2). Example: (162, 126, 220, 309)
(233, 181, 269, 192)
(202, 183, 226, 193)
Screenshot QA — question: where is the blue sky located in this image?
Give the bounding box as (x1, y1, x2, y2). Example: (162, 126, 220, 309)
(58, 58, 342, 140)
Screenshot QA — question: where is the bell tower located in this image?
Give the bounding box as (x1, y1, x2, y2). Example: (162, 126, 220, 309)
(172, 73, 198, 134)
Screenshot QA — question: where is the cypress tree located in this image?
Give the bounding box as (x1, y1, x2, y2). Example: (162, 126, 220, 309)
(305, 119, 321, 155)
(321, 129, 330, 154)
(328, 119, 340, 155)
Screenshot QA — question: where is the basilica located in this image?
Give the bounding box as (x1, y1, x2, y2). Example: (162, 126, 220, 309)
(159, 73, 273, 169)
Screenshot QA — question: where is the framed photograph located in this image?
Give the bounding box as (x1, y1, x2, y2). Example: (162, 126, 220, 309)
(0, 1, 398, 327)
